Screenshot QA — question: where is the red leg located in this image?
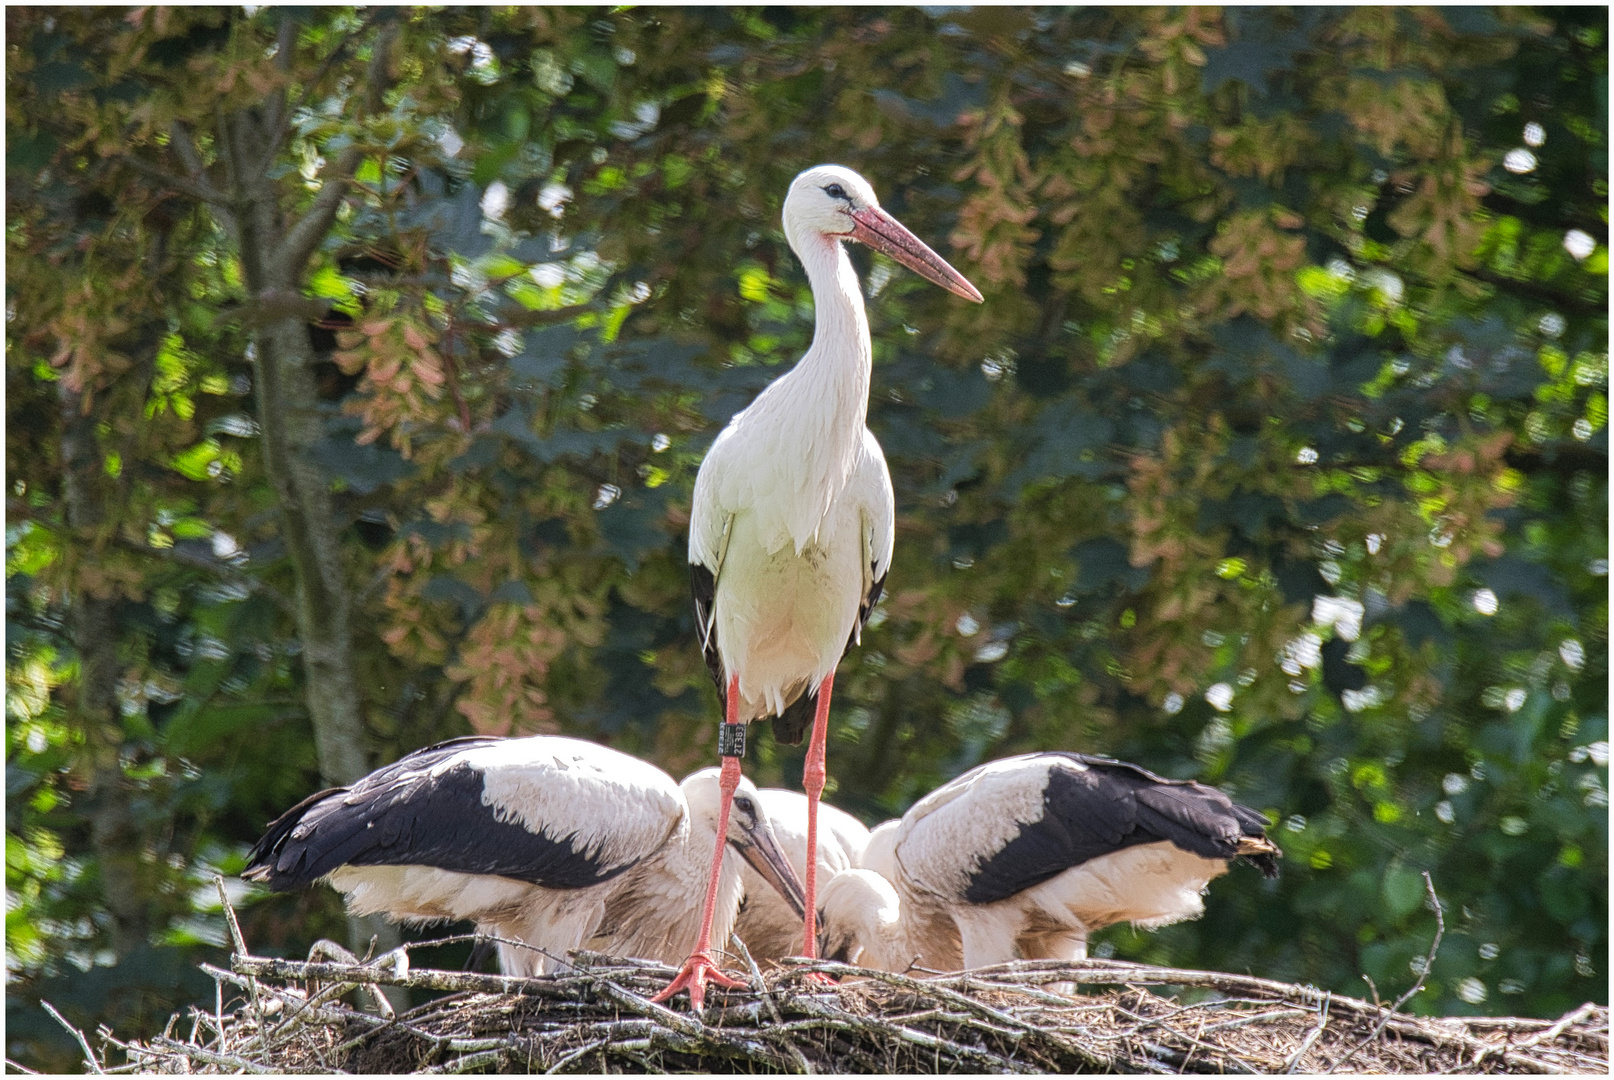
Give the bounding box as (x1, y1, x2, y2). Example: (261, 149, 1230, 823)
(800, 673, 836, 983)
(652, 675, 747, 1013)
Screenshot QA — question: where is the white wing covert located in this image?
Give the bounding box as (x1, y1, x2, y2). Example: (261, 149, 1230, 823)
(689, 432, 738, 695)
(889, 753, 1281, 907)
(245, 735, 686, 892)
(888, 756, 1051, 901)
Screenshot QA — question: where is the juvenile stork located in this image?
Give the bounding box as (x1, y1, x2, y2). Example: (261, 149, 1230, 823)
(734, 788, 871, 963)
(243, 735, 804, 976)
(665, 165, 982, 1008)
(816, 753, 1280, 982)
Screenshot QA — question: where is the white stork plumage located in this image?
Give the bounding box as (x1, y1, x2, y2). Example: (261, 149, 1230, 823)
(815, 753, 1280, 984)
(734, 788, 871, 962)
(243, 735, 805, 977)
(662, 164, 982, 1008)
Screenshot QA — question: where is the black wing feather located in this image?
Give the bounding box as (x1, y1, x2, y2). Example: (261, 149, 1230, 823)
(691, 562, 725, 711)
(244, 738, 634, 892)
(771, 687, 817, 746)
(963, 753, 1280, 904)
(850, 564, 887, 651)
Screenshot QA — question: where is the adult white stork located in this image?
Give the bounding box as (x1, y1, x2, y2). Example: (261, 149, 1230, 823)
(733, 788, 871, 962)
(663, 164, 982, 1008)
(816, 753, 1280, 983)
(243, 735, 805, 976)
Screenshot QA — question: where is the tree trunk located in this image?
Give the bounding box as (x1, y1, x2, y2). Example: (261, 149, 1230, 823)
(221, 106, 404, 995)
(59, 382, 151, 958)
(249, 316, 373, 788)
(227, 123, 372, 793)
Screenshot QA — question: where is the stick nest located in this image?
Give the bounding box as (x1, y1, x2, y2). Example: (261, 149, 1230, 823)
(83, 943, 1605, 1075)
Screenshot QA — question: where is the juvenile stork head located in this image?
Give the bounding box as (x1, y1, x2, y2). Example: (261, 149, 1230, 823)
(783, 165, 983, 303)
(681, 768, 807, 917)
(816, 868, 914, 971)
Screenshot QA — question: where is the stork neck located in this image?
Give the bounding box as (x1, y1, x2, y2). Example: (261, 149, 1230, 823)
(792, 231, 872, 426)
(864, 900, 921, 974)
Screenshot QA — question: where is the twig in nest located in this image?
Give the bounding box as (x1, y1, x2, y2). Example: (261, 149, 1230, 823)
(584, 971, 707, 1039)
(330, 1006, 480, 1060)
(1284, 991, 1330, 1073)
(41, 1001, 103, 1074)
(543, 1037, 609, 1075)
(788, 957, 1116, 1071)
(147, 1037, 278, 1074)
(1108, 998, 1256, 1074)
(1513, 1002, 1601, 1050)
(1328, 870, 1444, 1073)
(99, 949, 1610, 1075)
(306, 939, 396, 1018)
(422, 1047, 506, 1074)
(730, 933, 783, 1025)
(214, 876, 270, 1040)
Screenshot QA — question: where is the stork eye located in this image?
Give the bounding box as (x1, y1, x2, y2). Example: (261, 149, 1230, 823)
(823, 183, 849, 201)
(733, 796, 755, 816)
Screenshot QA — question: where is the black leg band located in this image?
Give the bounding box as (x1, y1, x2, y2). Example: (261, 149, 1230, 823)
(717, 722, 747, 759)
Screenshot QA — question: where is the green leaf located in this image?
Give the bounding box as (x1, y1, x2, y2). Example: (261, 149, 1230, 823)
(168, 440, 222, 482)
(1381, 867, 1426, 920)
(306, 264, 354, 302)
(481, 253, 527, 280)
(164, 704, 296, 757)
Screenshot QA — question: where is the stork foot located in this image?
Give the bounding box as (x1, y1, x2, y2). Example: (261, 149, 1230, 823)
(651, 951, 745, 1014)
(802, 970, 839, 988)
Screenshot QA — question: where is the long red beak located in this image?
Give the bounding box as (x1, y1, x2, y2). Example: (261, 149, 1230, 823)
(849, 206, 984, 303)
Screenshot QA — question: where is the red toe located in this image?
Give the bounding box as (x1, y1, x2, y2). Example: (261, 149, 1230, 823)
(651, 952, 746, 1012)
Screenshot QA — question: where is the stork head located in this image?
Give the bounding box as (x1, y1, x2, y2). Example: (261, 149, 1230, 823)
(783, 165, 983, 303)
(815, 868, 907, 969)
(682, 768, 807, 918)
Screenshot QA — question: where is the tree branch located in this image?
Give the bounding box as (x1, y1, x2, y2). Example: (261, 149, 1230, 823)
(272, 23, 397, 278)
(275, 15, 298, 71)
(40, 1001, 103, 1075)
(211, 287, 332, 331)
(270, 11, 381, 160)
(118, 154, 231, 208)
(361, 21, 396, 116)
(491, 302, 601, 329)
(213, 105, 239, 193)
(1326, 872, 1445, 1073)
(1464, 266, 1606, 318)
(251, 20, 299, 177)
(119, 538, 296, 617)
(167, 121, 210, 180)
(273, 145, 364, 279)
(356, 563, 396, 609)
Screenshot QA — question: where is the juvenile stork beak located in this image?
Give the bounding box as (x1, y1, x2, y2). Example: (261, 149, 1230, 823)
(729, 817, 808, 918)
(849, 206, 984, 303)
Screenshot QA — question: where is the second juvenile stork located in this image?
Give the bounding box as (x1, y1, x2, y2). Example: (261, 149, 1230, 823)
(816, 752, 1282, 984)
(661, 165, 982, 1008)
(734, 788, 871, 963)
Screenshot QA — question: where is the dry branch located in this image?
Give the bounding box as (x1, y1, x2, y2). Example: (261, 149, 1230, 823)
(108, 948, 1606, 1075)
(99, 885, 1609, 1074)
(1326, 870, 1443, 1073)
(41, 1000, 104, 1074)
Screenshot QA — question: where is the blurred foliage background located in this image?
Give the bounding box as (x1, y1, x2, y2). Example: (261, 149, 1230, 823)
(6, 6, 1607, 1070)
